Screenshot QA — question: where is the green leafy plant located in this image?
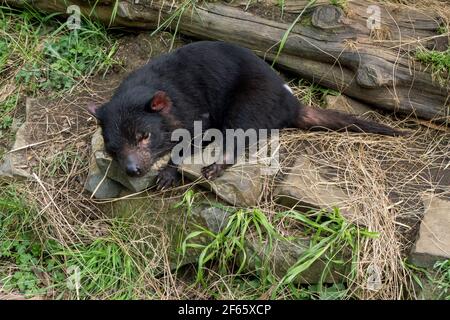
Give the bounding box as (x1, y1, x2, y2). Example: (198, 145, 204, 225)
(433, 260, 450, 300)
(272, 0, 317, 66)
(2, 6, 117, 94)
(0, 93, 17, 133)
(272, 208, 378, 298)
(416, 48, 450, 86)
(178, 188, 376, 300)
(180, 205, 277, 286)
(298, 79, 341, 107)
(0, 186, 142, 299)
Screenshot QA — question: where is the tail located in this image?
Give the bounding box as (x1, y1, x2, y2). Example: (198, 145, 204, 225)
(296, 107, 406, 136)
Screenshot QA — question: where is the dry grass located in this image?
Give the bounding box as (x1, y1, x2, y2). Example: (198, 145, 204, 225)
(1, 0, 449, 300)
(9, 80, 449, 299)
(3, 53, 450, 301)
(250, 107, 449, 299)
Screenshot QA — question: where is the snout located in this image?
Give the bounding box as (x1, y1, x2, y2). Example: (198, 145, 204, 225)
(126, 162, 142, 177)
(124, 154, 144, 177)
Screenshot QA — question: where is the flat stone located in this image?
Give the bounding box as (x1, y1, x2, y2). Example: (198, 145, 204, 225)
(246, 237, 349, 284)
(179, 141, 280, 207)
(325, 95, 375, 115)
(274, 155, 358, 218)
(0, 122, 32, 182)
(409, 194, 450, 268)
(84, 153, 123, 199)
(90, 127, 169, 192)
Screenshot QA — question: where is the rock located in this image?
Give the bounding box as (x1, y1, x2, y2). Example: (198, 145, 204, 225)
(195, 206, 230, 234)
(179, 141, 280, 207)
(274, 155, 358, 218)
(324, 95, 375, 115)
(109, 195, 347, 283)
(109, 196, 232, 268)
(84, 153, 123, 199)
(0, 122, 32, 182)
(0, 98, 40, 182)
(246, 237, 349, 284)
(89, 127, 169, 193)
(409, 194, 450, 268)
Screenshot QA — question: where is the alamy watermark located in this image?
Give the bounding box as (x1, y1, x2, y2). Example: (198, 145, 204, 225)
(367, 5, 382, 31)
(67, 265, 81, 295)
(170, 121, 280, 176)
(366, 264, 382, 291)
(67, 5, 81, 30)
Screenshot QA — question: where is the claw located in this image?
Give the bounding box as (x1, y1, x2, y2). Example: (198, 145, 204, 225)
(156, 166, 180, 190)
(201, 163, 225, 180)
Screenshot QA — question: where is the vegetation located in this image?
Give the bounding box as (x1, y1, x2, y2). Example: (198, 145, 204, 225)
(416, 48, 450, 86)
(179, 190, 378, 300)
(0, 3, 449, 301)
(0, 5, 117, 139)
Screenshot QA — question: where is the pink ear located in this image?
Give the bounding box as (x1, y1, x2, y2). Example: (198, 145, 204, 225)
(151, 91, 172, 113)
(87, 103, 100, 118)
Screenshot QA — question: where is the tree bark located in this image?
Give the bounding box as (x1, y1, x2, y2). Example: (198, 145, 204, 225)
(3, 0, 449, 122)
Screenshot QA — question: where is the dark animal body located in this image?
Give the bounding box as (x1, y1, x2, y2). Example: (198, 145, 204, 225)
(89, 41, 403, 189)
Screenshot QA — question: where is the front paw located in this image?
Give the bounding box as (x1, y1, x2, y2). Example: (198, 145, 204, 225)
(156, 167, 180, 190)
(201, 163, 226, 180)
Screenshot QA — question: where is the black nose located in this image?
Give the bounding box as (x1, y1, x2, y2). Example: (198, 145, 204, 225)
(126, 163, 142, 177)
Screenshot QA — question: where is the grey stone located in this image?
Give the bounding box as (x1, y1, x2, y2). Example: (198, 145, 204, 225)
(90, 128, 169, 192)
(84, 153, 123, 199)
(325, 95, 375, 115)
(274, 155, 359, 218)
(195, 206, 230, 234)
(0, 122, 32, 182)
(246, 237, 349, 284)
(409, 194, 450, 268)
(179, 141, 279, 207)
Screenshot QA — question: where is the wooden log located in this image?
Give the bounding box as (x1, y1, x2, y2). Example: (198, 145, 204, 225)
(3, 0, 449, 122)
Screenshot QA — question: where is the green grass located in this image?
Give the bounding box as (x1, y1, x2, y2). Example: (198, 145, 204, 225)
(179, 190, 376, 300)
(0, 5, 119, 159)
(329, 0, 347, 10)
(0, 6, 118, 94)
(0, 93, 18, 134)
(297, 79, 341, 107)
(433, 260, 450, 299)
(0, 186, 50, 297)
(48, 229, 140, 299)
(416, 48, 450, 86)
(180, 205, 277, 286)
(272, 0, 317, 66)
(272, 208, 377, 298)
(44, 147, 87, 177)
(406, 259, 450, 300)
(0, 186, 149, 299)
(150, 0, 199, 50)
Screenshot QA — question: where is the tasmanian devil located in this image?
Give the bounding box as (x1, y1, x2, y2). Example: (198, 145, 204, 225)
(88, 41, 404, 189)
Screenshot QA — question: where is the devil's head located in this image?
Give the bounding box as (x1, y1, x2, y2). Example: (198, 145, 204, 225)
(88, 89, 176, 177)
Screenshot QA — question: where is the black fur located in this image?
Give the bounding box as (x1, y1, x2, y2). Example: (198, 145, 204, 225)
(90, 41, 403, 188)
